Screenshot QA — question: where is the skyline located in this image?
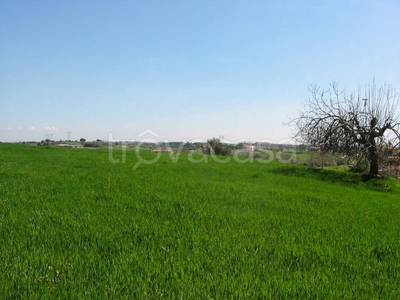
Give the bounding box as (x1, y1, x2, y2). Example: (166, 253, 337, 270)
(1, 0, 400, 143)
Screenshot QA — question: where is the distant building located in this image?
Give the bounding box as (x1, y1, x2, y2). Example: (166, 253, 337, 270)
(242, 144, 255, 151)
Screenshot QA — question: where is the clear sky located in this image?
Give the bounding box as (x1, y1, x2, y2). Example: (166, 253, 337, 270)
(1, 0, 400, 144)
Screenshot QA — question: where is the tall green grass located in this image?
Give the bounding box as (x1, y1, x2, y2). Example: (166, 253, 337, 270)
(0, 143, 399, 298)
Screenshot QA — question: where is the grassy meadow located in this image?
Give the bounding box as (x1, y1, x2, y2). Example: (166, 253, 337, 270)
(1, 143, 400, 299)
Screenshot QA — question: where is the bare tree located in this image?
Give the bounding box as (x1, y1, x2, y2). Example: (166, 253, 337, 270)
(288, 80, 400, 176)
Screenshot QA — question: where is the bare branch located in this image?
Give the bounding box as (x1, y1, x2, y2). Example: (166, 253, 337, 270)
(287, 80, 400, 175)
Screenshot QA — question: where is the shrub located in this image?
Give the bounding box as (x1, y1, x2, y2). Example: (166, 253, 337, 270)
(207, 138, 231, 156)
(350, 158, 370, 173)
(83, 143, 99, 148)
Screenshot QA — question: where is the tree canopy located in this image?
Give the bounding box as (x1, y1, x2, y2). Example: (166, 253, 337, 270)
(289, 80, 400, 175)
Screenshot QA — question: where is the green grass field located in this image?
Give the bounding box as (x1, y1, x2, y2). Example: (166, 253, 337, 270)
(1, 143, 400, 299)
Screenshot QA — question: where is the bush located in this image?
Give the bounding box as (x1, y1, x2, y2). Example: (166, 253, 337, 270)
(207, 138, 231, 156)
(335, 156, 348, 166)
(305, 153, 335, 167)
(83, 143, 99, 148)
(350, 158, 369, 173)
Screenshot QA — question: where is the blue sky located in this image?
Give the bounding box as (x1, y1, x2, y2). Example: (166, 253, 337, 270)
(1, 0, 400, 143)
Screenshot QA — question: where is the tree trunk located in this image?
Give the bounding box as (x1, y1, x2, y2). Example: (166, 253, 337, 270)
(368, 144, 379, 175)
